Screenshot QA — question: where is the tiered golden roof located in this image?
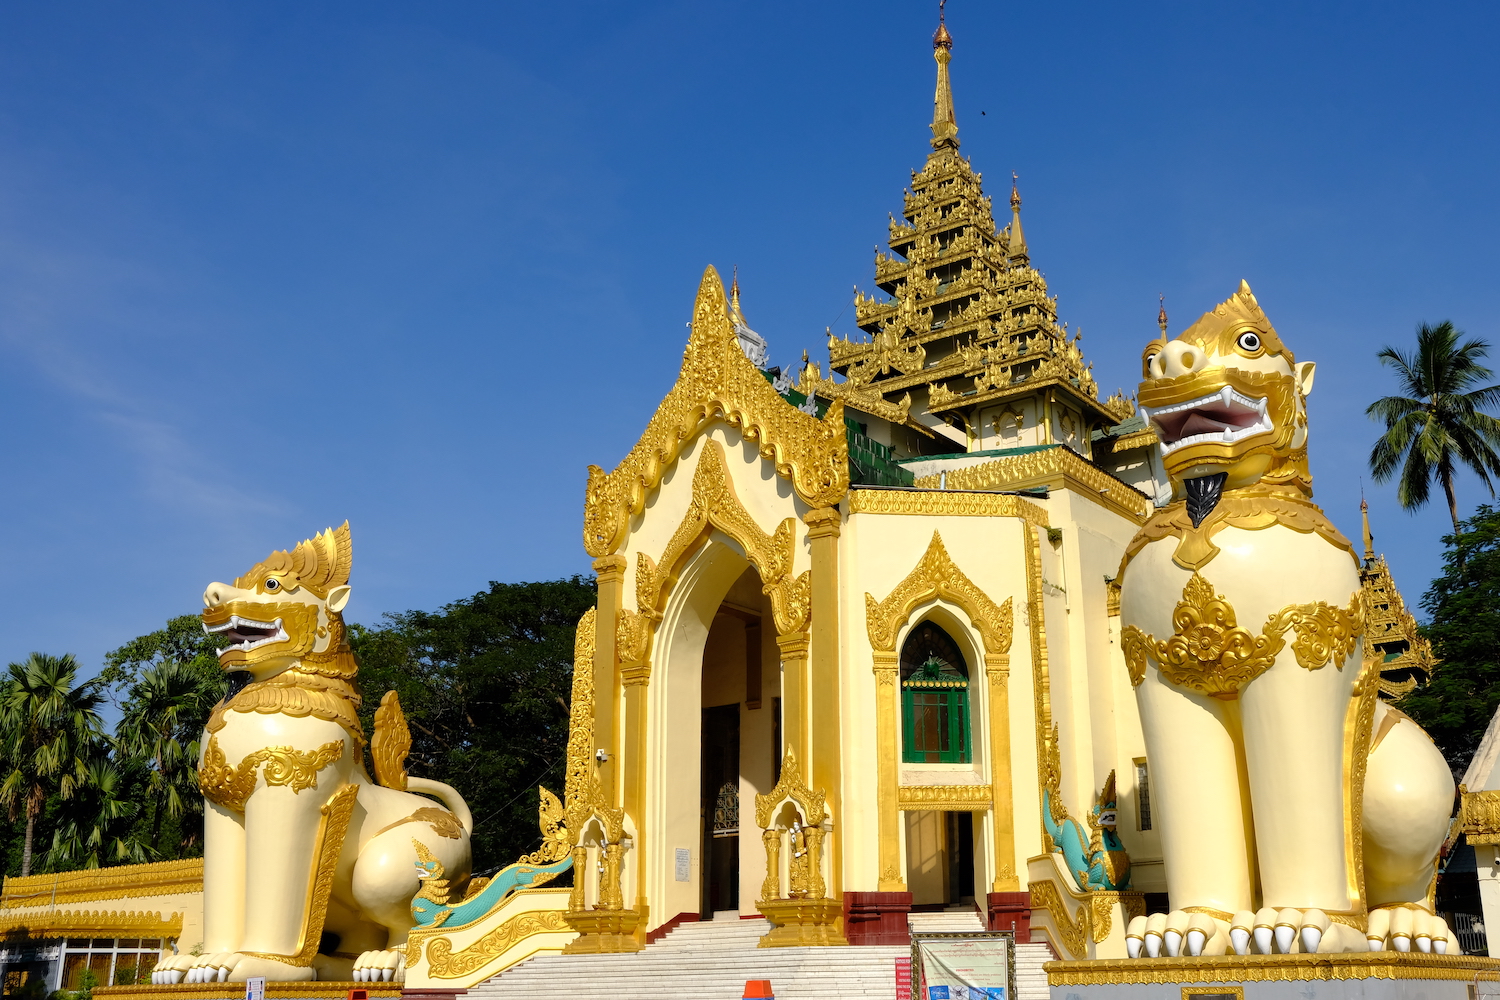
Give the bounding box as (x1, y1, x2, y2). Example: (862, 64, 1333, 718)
(1359, 499, 1436, 699)
(815, 18, 1130, 438)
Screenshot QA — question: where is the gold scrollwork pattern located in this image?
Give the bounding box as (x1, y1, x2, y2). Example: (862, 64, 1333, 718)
(197, 736, 344, 812)
(635, 438, 811, 636)
(865, 531, 1013, 655)
(896, 785, 994, 811)
(582, 266, 848, 557)
(423, 909, 571, 979)
(370, 691, 411, 790)
(1120, 573, 1363, 699)
(1030, 878, 1088, 959)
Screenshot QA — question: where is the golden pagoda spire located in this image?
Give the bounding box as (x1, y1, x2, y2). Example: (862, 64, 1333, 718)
(930, 2, 958, 150)
(1008, 173, 1027, 260)
(1361, 497, 1375, 561)
(1158, 295, 1168, 335)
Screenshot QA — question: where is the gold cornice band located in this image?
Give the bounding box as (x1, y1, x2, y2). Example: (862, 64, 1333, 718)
(911, 447, 1151, 522)
(1044, 954, 1500, 986)
(0, 909, 182, 938)
(897, 784, 994, 810)
(848, 488, 1049, 526)
(583, 266, 848, 558)
(0, 858, 202, 908)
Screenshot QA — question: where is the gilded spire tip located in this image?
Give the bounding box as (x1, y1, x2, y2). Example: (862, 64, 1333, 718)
(1157, 294, 1168, 335)
(934, 0, 952, 49)
(928, 1, 958, 149)
(1010, 172, 1021, 211)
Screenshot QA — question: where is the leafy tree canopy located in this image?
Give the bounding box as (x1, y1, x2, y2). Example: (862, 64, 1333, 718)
(352, 576, 595, 873)
(1402, 504, 1500, 772)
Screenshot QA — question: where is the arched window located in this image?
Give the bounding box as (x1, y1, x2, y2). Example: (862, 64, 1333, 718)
(900, 621, 971, 764)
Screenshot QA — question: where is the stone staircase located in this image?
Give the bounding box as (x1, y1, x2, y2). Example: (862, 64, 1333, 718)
(470, 910, 1055, 1000)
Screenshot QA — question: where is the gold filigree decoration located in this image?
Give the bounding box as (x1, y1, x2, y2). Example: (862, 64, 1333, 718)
(423, 909, 571, 979)
(1090, 893, 1113, 943)
(756, 747, 828, 902)
(912, 445, 1153, 522)
(1460, 785, 1500, 846)
(583, 266, 847, 557)
(896, 784, 993, 811)
(848, 488, 1049, 525)
(245, 783, 358, 968)
(519, 786, 571, 865)
(635, 438, 811, 636)
(1043, 953, 1500, 987)
(373, 806, 465, 841)
(616, 609, 652, 685)
(233, 522, 352, 599)
(865, 531, 1013, 655)
(1023, 523, 1061, 847)
(197, 736, 344, 812)
(1122, 574, 1364, 698)
(371, 691, 410, 790)
(1030, 878, 1088, 958)
(1118, 487, 1358, 576)
(206, 668, 364, 746)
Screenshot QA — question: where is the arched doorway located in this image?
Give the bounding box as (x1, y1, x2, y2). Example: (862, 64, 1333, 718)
(901, 619, 978, 908)
(699, 566, 777, 917)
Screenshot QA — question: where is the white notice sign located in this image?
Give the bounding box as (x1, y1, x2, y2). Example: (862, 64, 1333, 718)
(674, 847, 691, 882)
(245, 977, 266, 1000)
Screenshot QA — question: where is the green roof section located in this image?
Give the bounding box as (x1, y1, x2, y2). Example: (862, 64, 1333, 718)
(846, 417, 915, 487)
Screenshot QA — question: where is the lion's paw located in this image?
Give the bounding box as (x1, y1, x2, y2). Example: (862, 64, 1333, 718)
(1366, 906, 1452, 954)
(352, 949, 405, 983)
(1126, 911, 1229, 958)
(149, 954, 193, 984)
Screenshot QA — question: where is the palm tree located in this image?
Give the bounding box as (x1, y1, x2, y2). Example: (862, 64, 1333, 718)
(115, 659, 220, 852)
(1368, 321, 1500, 532)
(0, 654, 106, 875)
(46, 749, 145, 870)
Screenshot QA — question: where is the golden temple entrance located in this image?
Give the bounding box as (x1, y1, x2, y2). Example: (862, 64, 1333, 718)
(905, 810, 979, 907)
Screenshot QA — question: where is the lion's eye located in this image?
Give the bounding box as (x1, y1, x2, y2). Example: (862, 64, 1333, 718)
(1237, 331, 1262, 353)
(264, 578, 280, 592)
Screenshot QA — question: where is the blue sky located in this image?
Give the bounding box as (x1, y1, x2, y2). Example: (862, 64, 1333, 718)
(1, 1, 1497, 683)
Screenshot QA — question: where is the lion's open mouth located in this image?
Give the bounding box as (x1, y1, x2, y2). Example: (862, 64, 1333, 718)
(1143, 386, 1271, 453)
(205, 614, 287, 653)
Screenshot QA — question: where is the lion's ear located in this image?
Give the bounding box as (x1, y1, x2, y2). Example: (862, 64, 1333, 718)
(326, 585, 352, 614)
(1296, 361, 1316, 397)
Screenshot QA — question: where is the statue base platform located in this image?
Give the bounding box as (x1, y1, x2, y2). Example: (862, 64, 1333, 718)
(756, 897, 847, 948)
(95, 983, 403, 1000)
(560, 907, 643, 954)
(1046, 953, 1500, 999)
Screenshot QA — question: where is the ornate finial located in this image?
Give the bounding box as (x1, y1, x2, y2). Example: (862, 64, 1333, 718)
(1010, 172, 1021, 211)
(1007, 173, 1026, 260)
(1361, 495, 1375, 561)
(1157, 294, 1168, 335)
(802, 349, 810, 366)
(929, 3, 958, 149)
(730, 265, 741, 315)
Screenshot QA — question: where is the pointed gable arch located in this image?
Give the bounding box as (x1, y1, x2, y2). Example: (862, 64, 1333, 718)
(582, 266, 849, 558)
(866, 531, 1013, 655)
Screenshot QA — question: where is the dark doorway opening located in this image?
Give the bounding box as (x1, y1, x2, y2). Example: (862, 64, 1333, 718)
(947, 811, 976, 905)
(702, 702, 740, 914)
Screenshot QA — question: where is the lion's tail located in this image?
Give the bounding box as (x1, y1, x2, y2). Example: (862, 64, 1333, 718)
(409, 777, 474, 836)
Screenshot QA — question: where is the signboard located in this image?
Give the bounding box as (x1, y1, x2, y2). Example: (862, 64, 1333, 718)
(244, 977, 265, 1000)
(895, 956, 912, 1000)
(912, 932, 1012, 1000)
(674, 847, 691, 882)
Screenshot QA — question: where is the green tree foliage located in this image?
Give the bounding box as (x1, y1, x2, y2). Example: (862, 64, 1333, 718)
(1368, 321, 1500, 531)
(0, 654, 106, 875)
(46, 750, 147, 870)
(351, 576, 596, 873)
(99, 615, 226, 861)
(1401, 505, 1500, 773)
